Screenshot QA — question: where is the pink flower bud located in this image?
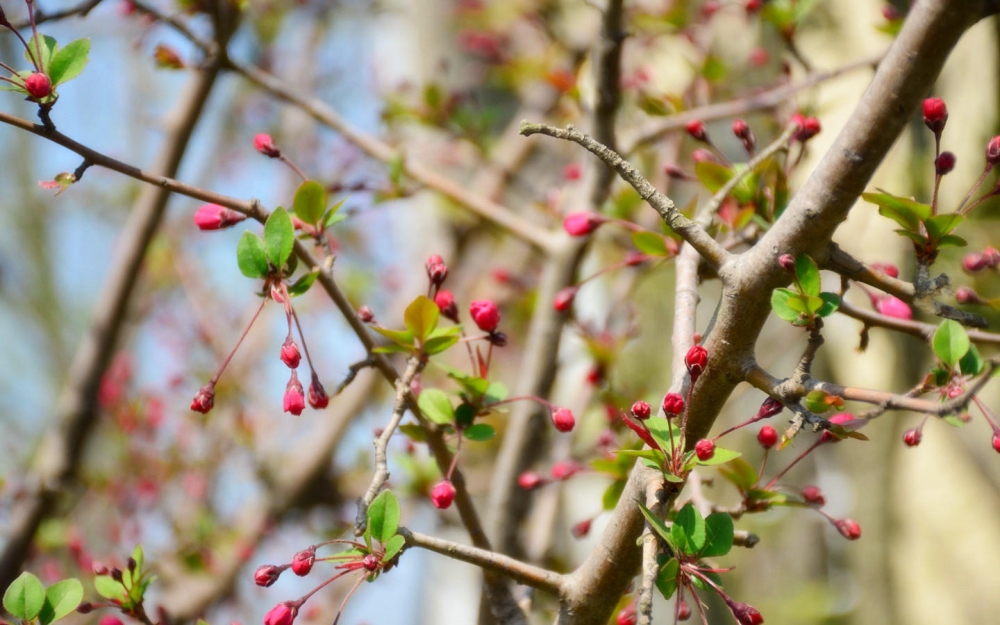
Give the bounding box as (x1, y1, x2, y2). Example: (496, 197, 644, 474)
(362, 554, 380, 571)
(430, 480, 456, 509)
(963, 252, 986, 273)
(756, 397, 784, 420)
(882, 4, 901, 20)
(871, 262, 899, 278)
(254, 133, 281, 158)
(701, 0, 720, 18)
(550, 461, 582, 481)
(283, 372, 305, 416)
(801, 485, 825, 505)
(876, 296, 912, 320)
(563, 162, 583, 181)
(263, 603, 297, 625)
(992, 433, 1000, 453)
(685, 119, 708, 142)
(685, 345, 708, 382)
(935, 151, 956, 175)
(955, 286, 985, 305)
(695, 438, 715, 461)
(834, 518, 862, 540)
(663, 163, 693, 180)
(193, 204, 246, 230)
(727, 600, 764, 625)
(749, 47, 769, 66)
(551, 407, 576, 432)
(922, 98, 948, 134)
(563, 212, 605, 236)
(630, 400, 651, 420)
(661, 393, 685, 416)
(99, 617, 124, 625)
(190, 384, 215, 414)
(778, 254, 796, 272)
(677, 599, 691, 621)
(744, 0, 762, 13)
(308, 373, 329, 409)
(518, 471, 546, 490)
(987, 135, 1000, 167)
(291, 549, 315, 576)
(903, 428, 922, 447)
(426, 255, 448, 286)
(357, 305, 375, 322)
(616, 603, 637, 625)
(732, 118, 751, 139)
(254, 564, 282, 587)
(469, 299, 501, 333)
(434, 290, 459, 322)
(280, 338, 301, 369)
(691, 148, 716, 163)
(757, 425, 778, 449)
(553, 287, 576, 312)
(24, 72, 52, 99)
(820, 412, 855, 443)
(76, 602, 95, 614)
(571, 518, 592, 538)
(792, 113, 821, 141)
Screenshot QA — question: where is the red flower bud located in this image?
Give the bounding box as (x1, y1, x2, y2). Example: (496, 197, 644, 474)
(661, 393, 685, 416)
(820, 412, 855, 443)
(551, 407, 576, 432)
(663, 163, 693, 180)
(871, 262, 899, 278)
(691, 148, 715, 163)
(430, 480, 456, 509)
(362, 554, 380, 571)
(756, 396, 784, 420)
(99, 617, 124, 625)
(563, 212, 605, 236)
(554, 287, 577, 312)
(631, 400, 651, 420)
(469, 299, 501, 332)
(254, 564, 283, 587)
(550, 461, 582, 481)
(955, 287, 985, 305)
(987, 135, 1000, 167)
(685, 345, 708, 382)
(193, 203, 246, 230)
(434, 289, 459, 321)
(357, 305, 375, 322)
(992, 433, 1000, 454)
(778, 254, 796, 272)
(922, 98, 948, 134)
(190, 384, 215, 414)
(518, 471, 546, 490)
(801, 485, 825, 505)
(563, 162, 583, 181)
(757, 425, 778, 449)
(744, 0, 762, 13)
(426, 256, 449, 286)
(695, 438, 715, 461)
(834, 518, 862, 540)
(875, 296, 912, 320)
(749, 47, 769, 66)
(24, 72, 52, 99)
(308, 373, 329, 409)
(280, 337, 301, 369)
(263, 603, 297, 625)
(935, 151, 956, 175)
(291, 549, 315, 576)
(903, 428, 922, 447)
(254, 133, 281, 158)
(732, 118, 751, 139)
(686, 119, 708, 142)
(677, 599, 691, 621)
(76, 602, 96, 614)
(283, 372, 305, 416)
(792, 113, 821, 141)
(616, 603, 637, 625)
(727, 600, 764, 625)
(571, 518, 592, 538)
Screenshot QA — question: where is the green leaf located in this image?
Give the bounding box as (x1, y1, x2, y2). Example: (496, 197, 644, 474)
(655, 557, 679, 600)
(287, 269, 320, 297)
(264, 207, 295, 268)
(484, 381, 507, 404)
(39, 579, 84, 625)
(960, 344, 984, 376)
(938, 234, 968, 248)
(933, 320, 970, 367)
(131, 545, 144, 576)
(700, 513, 734, 557)
(398, 423, 426, 442)
(602, 479, 627, 510)
(694, 161, 733, 193)
(24, 35, 58, 73)
(381, 534, 405, 563)
(694, 447, 740, 466)
(645, 417, 682, 452)
(94, 575, 127, 602)
(454, 403, 475, 427)
(293, 180, 327, 224)
(631, 231, 670, 256)
(423, 333, 460, 355)
(404, 296, 439, 343)
(367, 490, 400, 544)
(771, 288, 803, 323)
(784, 293, 823, 315)
(794, 254, 821, 297)
(717, 457, 758, 492)
(370, 326, 415, 349)
(417, 389, 454, 425)
(672, 503, 706, 553)
(816, 292, 840, 317)
(924, 213, 963, 241)
(4, 571, 46, 620)
(236, 232, 269, 278)
(805, 390, 835, 414)
(464, 423, 496, 441)
(48, 38, 90, 85)
(638, 504, 674, 546)
(862, 191, 931, 231)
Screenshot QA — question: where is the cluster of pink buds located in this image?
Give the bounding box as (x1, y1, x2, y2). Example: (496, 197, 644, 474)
(791, 113, 821, 142)
(962, 247, 1000, 273)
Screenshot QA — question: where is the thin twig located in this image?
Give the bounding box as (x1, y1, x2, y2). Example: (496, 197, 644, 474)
(836, 298, 1000, 345)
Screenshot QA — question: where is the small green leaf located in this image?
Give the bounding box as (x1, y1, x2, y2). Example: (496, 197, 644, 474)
(484, 381, 507, 404)
(933, 320, 970, 367)
(464, 423, 496, 441)
(94, 575, 128, 602)
(382, 534, 405, 563)
(717, 457, 758, 492)
(404, 296, 439, 343)
(48, 38, 90, 85)
(322, 198, 348, 228)
(794, 254, 821, 297)
(293, 180, 326, 225)
(816, 292, 840, 317)
(924, 213, 964, 241)
(644, 417, 682, 452)
(655, 558, 679, 600)
(805, 390, 835, 414)
(236, 232, 269, 278)
(771, 288, 803, 323)
(638, 504, 674, 546)
(131, 545, 144, 575)
(264, 207, 295, 268)
(959, 344, 984, 376)
(39, 579, 84, 625)
(287, 269, 320, 297)
(24, 35, 58, 73)
(672, 503, 706, 553)
(454, 403, 475, 427)
(694, 161, 733, 193)
(367, 490, 400, 544)
(371, 326, 415, 349)
(398, 423, 427, 442)
(417, 388, 454, 425)
(862, 191, 931, 231)
(700, 513, 734, 557)
(4, 571, 46, 620)
(938, 234, 967, 248)
(423, 333, 460, 355)
(694, 447, 740, 466)
(631, 231, 670, 256)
